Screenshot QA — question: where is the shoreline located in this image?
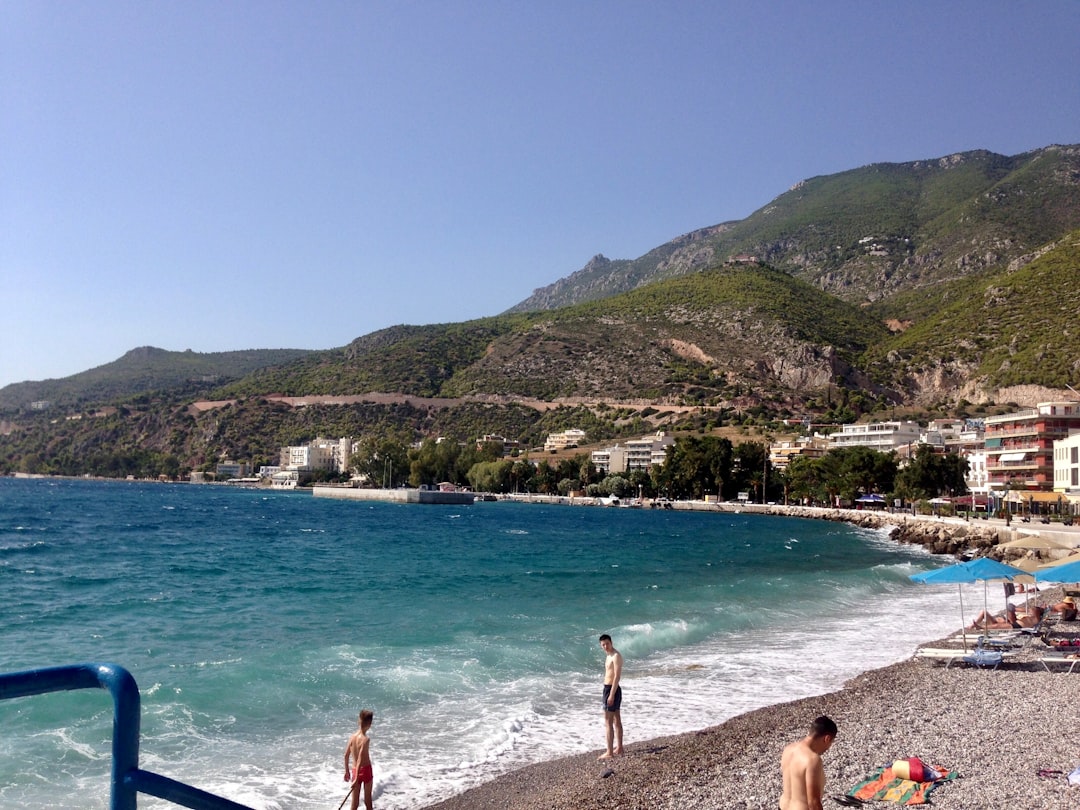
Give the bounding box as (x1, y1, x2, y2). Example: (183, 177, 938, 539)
(420, 648, 1080, 810)
(422, 610, 1080, 810)
(501, 493, 1080, 557)
(418, 505, 1080, 810)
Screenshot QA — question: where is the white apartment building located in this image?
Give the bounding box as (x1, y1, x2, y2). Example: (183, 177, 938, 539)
(544, 428, 587, 452)
(591, 432, 673, 474)
(1054, 432, 1080, 493)
(626, 432, 674, 471)
(828, 421, 923, 452)
(769, 435, 831, 470)
(591, 445, 628, 475)
(281, 437, 353, 473)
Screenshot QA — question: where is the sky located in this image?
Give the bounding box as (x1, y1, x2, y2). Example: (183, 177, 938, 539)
(2, 1, 1078, 389)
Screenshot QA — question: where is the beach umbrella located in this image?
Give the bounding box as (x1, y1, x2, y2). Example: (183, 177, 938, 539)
(1035, 558, 1080, 584)
(996, 535, 1069, 551)
(910, 558, 1029, 650)
(1038, 550, 1080, 569)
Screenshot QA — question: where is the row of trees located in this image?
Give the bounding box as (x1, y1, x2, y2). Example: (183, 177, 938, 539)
(349, 434, 969, 504)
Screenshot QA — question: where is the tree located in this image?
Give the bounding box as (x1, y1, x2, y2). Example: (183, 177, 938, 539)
(467, 459, 513, 492)
(351, 434, 411, 487)
(895, 445, 969, 501)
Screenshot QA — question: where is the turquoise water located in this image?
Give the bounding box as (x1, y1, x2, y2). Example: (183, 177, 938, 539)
(0, 478, 961, 809)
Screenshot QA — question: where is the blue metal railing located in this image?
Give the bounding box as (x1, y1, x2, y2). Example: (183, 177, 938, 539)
(0, 663, 254, 810)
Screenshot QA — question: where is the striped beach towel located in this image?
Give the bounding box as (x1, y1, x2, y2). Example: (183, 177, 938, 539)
(848, 763, 957, 805)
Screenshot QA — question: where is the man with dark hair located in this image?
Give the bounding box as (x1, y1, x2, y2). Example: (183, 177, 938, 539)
(780, 715, 836, 810)
(597, 633, 623, 760)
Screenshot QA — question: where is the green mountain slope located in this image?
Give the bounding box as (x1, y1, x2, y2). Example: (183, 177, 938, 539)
(864, 229, 1080, 400)
(508, 145, 1080, 315)
(0, 347, 316, 414)
(206, 262, 888, 406)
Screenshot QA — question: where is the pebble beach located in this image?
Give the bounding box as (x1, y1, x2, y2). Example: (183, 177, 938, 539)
(423, 629, 1080, 810)
(424, 511, 1080, 810)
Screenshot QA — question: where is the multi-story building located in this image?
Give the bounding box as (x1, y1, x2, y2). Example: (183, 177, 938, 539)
(827, 421, 922, 452)
(544, 429, 587, 452)
(624, 432, 674, 472)
(281, 437, 353, 473)
(477, 434, 520, 455)
(769, 435, 831, 470)
(984, 402, 1080, 492)
(215, 460, 250, 479)
(591, 445, 627, 475)
(1054, 432, 1080, 494)
(932, 419, 987, 495)
(591, 432, 673, 475)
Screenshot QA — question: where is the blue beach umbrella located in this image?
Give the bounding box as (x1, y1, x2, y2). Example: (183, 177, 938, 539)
(910, 558, 1028, 649)
(1035, 558, 1080, 584)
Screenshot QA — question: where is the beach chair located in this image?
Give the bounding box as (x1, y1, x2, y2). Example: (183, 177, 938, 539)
(915, 648, 968, 669)
(961, 645, 1004, 669)
(1038, 654, 1080, 674)
(980, 610, 1051, 649)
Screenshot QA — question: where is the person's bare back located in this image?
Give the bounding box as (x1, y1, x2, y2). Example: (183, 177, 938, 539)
(779, 716, 835, 810)
(344, 710, 374, 810)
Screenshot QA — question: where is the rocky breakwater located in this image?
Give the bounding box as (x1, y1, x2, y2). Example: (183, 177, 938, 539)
(750, 505, 1008, 557)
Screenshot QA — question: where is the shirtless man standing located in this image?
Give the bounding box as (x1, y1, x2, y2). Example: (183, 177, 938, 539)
(780, 715, 836, 810)
(344, 709, 374, 810)
(598, 633, 623, 760)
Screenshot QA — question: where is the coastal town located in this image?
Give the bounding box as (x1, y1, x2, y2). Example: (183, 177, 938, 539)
(208, 399, 1080, 523)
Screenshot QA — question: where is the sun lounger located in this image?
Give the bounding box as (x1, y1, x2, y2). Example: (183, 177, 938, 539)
(962, 647, 1005, 669)
(1038, 655, 1080, 674)
(916, 642, 1012, 669)
(915, 648, 980, 669)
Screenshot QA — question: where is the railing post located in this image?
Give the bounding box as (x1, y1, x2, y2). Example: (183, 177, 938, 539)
(0, 663, 141, 810)
(1, 663, 255, 810)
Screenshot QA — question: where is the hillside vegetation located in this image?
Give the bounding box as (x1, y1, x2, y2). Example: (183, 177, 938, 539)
(509, 145, 1080, 316)
(0, 347, 315, 413)
(2, 144, 1078, 477)
(864, 228, 1080, 397)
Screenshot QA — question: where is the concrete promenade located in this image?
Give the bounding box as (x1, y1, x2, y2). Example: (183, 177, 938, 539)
(311, 485, 476, 505)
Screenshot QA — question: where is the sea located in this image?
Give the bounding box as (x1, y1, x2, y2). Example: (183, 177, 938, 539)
(0, 477, 967, 809)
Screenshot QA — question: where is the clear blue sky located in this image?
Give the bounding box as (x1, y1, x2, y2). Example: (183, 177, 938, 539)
(3, 1, 1078, 388)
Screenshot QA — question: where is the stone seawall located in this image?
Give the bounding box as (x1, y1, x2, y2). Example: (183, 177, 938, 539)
(751, 505, 1010, 556)
(698, 502, 1080, 558)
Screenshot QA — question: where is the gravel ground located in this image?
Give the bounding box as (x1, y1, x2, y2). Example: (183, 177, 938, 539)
(423, 612, 1080, 810)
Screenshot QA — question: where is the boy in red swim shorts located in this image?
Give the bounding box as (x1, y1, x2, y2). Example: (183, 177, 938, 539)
(344, 709, 374, 810)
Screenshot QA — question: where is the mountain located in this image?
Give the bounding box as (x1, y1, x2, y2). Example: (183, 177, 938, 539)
(864, 228, 1080, 403)
(3, 145, 1079, 477)
(0, 347, 316, 413)
(507, 145, 1080, 316)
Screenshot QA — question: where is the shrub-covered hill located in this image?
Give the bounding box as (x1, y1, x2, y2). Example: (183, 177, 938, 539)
(0, 346, 316, 414)
(863, 228, 1080, 401)
(205, 262, 888, 407)
(509, 145, 1080, 316)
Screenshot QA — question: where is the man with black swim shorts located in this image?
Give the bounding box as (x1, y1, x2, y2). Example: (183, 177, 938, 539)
(598, 633, 623, 760)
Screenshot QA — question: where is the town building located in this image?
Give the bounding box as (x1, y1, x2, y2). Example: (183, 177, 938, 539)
(591, 432, 673, 475)
(827, 420, 923, 452)
(281, 436, 353, 473)
(931, 419, 987, 495)
(477, 434, 520, 455)
(1054, 432, 1080, 494)
(215, 460, 250, 479)
(591, 445, 627, 475)
(768, 435, 831, 470)
(984, 402, 1080, 492)
(544, 428, 587, 452)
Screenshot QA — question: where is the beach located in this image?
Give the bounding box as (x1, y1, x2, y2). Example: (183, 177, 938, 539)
(423, 623, 1080, 810)
(422, 511, 1080, 810)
